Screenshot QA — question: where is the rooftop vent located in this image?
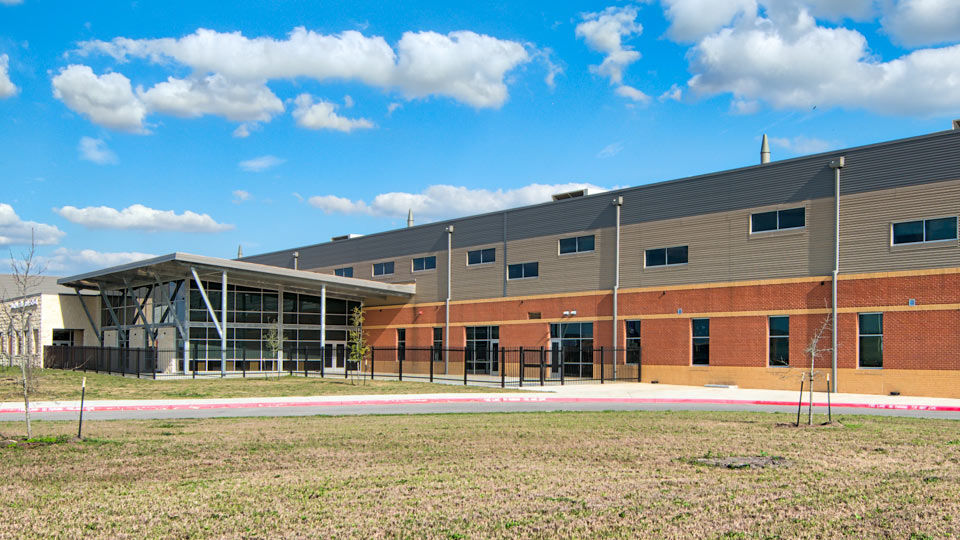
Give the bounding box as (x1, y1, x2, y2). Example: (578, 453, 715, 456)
(552, 189, 588, 201)
(331, 233, 364, 242)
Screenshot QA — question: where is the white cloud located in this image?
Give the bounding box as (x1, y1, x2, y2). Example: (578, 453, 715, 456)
(661, 0, 756, 42)
(40, 248, 156, 274)
(576, 6, 643, 85)
(0, 54, 18, 98)
(0, 203, 64, 246)
(597, 142, 624, 158)
(685, 5, 960, 116)
(0, 0, 23, 5)
(51, 65, 147, 132)
(615, 84, 650, 102)
(292, 94, 375, 132)
(139, 74, 284, 122)
(770, 135, 834, 154)
(730, 98, 761, 114)
(78, 136, 117, 164)
(659, 83, 683, 101)
(238, 155, 285, 172)
(308, 182, 609, 220)
(387, 102, 402, 115)
(55, 204, 233, 233)
(232, 190, 251, 203)
(882, 0, 960, 47)
(77, 27, 531, 110)
(343, 95, 354, 108)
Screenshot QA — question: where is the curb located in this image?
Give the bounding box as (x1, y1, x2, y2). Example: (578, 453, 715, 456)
(2, 395, 959, 414)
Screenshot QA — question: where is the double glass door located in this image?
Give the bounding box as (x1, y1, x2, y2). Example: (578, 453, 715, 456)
(466, 340, 499, 374)
(323, 343, 346, 370)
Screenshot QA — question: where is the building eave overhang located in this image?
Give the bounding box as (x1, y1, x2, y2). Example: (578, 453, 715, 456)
(57, 252, 416, 301)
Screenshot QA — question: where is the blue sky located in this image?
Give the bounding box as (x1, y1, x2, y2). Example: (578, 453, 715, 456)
(1, 0, 959, 275)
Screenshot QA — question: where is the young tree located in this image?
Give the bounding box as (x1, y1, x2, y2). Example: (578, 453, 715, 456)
(347, 306, 369, 384)
(263, 325, 282, 376)
(0, 231, 45, 438)
(803, 312, 834, 425)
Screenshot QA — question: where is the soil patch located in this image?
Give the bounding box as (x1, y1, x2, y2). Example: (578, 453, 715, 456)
(692, 455, 790, 469)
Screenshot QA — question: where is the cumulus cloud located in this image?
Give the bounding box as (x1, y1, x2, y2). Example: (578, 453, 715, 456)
(770, 135, 835, 154)
(292, 94, 374, 132)
(51, 65, 147, 132)
(55, 204, 233, 232)
(0, 54, 17, 98)
(78, 136, 117, 164)
(308, 182, 609, 220)
(0, 204, 65, 246)
(139, 74, 284, 122)
(659, 83, 683, 102)
(661, 0, 756, 42)
(76, 26, 531, 110)
(576, 6, 649, 102)
(615, 84, 650, 103)
(882, 0, 960, 47)
(40, 248, 156, 274)
(232, 189, 251, 203)
(238, 155, 285, 172)
(684, 4, 960, 116)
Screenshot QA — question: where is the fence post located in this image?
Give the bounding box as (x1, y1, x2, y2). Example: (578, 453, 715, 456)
(430, 346, 434, 383)
(306, 349, 310, 378)
(560, 347, 565, 386)
(600, 346, 605, 384)
(371, 348, 375, 381)
(519, 347, 524, 388)
(398, 348, 403, 381)
(463, 349, 468, 386)
(242, 348, 247, 378)
(638, 348, 642, 383)
(500, 348, 506, 388)
(539, 346, 545, 386)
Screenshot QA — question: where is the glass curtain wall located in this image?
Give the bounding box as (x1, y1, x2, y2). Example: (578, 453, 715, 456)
(550, 322, 594, 378)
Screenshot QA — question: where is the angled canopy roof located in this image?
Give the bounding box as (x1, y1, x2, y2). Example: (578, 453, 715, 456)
(57, 252, 416, 302)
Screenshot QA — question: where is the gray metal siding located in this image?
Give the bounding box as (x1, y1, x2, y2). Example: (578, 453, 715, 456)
(242, 129, 960, 283)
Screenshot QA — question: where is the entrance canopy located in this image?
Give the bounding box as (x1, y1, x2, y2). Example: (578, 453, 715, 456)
(58, 252, 416, 301)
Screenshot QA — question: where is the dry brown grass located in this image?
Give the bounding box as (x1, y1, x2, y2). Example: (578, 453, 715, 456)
(0, 367, 515, 402)
(1, 411, 958, 539)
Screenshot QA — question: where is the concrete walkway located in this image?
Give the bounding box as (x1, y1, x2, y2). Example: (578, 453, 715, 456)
(2, 382, 959, 420)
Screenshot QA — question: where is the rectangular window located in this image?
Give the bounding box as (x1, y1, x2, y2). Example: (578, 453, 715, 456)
(858, 313, 883, 368)
(645, 245, 688, 267)
(692, 318, 709, 365)
(769, 316, 789, 367)
(467, 248, 496, 265)
(892, 217, 957, 245)
(465, 326, 499, 374)
(559, 235, 595, 254)
(397, 328, 406, 362)
(373, 261, 395, 276)
(334, 267, 353, 278)
(507, 261, 539, 279)
(412, 256, 437, 272)
(432, 327, 443, 362)
(625, 320, 641, 365)
(751, 207, 806, 233)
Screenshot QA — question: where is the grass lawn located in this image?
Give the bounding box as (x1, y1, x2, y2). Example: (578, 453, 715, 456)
(0, 367, 516, 402)
(1, 411, 958, 539)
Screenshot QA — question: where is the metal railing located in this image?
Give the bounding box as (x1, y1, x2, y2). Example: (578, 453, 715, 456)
(43, 345, 176, 379)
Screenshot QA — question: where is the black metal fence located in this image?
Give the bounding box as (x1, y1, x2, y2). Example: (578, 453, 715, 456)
(42, 345, 641, 386)
(43, 345, 177, 378)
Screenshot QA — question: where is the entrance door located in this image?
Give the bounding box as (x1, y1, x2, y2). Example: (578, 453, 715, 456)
(550, 338, 561, 376)
(323, 342, 347, 370)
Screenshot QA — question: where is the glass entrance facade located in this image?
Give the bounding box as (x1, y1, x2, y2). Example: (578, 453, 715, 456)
(465, 326, 499, 374)
(550, 322, 594, 378)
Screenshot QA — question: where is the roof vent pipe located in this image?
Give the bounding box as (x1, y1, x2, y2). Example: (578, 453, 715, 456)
(293, 251, 299, 270)
(407, 208, 414, 228)
(760, 134, 771, 164)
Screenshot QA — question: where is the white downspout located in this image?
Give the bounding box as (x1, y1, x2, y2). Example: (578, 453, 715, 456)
(612, 196, 622, 379)
(830, 156, 845, 393)
(445, 225, 453, 373)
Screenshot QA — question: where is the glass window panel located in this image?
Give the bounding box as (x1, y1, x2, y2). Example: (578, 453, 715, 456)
(751, 211, 778, 232)
(300, 296, 322, 313)
(925, 217, 957, 241)
(578, 235, 595, 252)
(189, 327, 207, 339)
(413, 258, 424, 271)
(523, 262, 538, 277)
(325, 298, 346, 315)
(283, 293, 297, 313)
(189, 310, 208, 322)
(581, 322, 593, 338)
(235, 328, 260, 340)
(283, 330, 297, 341)
(236, 312, 260, 323)
(626, 320, 641, 339)
(334, 267, 353, 277)
(325, 314, 347, 326)
(491, 326, 499, 339)
(858, 313, 883, 335)
(559, 237, 577, 254)
(769, 316, 789, 336)
(466, 327, 475, 340)
(769, 337, 789, 366)
(859, 336, 883, 368)
(283, 313, 297, 325)
(667, 245, 688, 265)
(299, 314, 323, 325)
(692, 318, 710, 337)
(326, 330, 347, 341)
(299, 329, 323, 341)
(893, 221, 924, 244)
(474, 326, 488, 340)
(347, 301, 362, 315)
(384, 261, 394, 274)
(562, 324, 581, 339)
(468, 250, 482, 265)
(262, 293, 278, 312)
(424, 256, 436, 270)
(482, 248, 495, 263)
(778, 207, 805, 229)
(692, 339, 710, 365)
(508, 264, 523, 279)
(645, 248, 666, 267)
(550, 324, 559, 338)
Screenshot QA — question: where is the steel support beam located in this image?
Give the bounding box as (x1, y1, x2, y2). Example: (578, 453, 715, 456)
(72, 288, 102, 346)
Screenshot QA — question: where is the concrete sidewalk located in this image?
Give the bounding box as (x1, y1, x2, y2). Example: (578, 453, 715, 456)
(2, 382, 959, 416)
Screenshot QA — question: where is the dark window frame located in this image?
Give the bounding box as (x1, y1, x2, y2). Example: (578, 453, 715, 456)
(768, 315, 789, 367)
(692, 318, 709, 366)
(750, 207, 806, 233)
(467, 248, 496, 266)
(625, 320, 641, 365)
(891, 216, 958, 245)
(559, 235, 596, 255)
(858, 313, 883, 369)
(412, 256, 437, 272)
(334, 267, 353, 278)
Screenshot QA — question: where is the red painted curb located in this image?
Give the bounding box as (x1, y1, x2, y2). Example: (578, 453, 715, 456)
(1, 395, 959, 414)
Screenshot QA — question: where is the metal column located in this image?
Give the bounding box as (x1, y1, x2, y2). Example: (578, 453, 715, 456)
(320, 284, 326, 370)
(220, 271, 227, 376)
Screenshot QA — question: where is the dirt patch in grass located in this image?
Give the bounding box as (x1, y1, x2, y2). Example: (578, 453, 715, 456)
(1, 411, 958, 539)
(691, 455, 790, 469)
(0, 367, 521, 402)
